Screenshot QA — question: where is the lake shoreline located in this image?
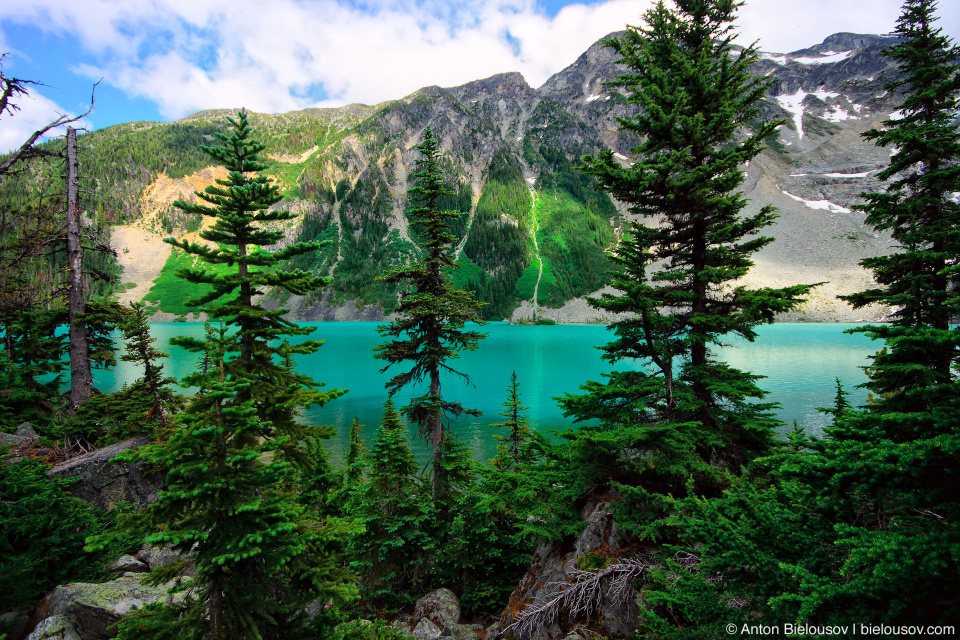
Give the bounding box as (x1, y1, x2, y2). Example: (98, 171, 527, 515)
(98, 322, 883, 466)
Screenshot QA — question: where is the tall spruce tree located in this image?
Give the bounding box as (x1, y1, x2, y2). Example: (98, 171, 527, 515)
(841, 0, 960, 404)
(106, 326, 356, 640)
(344, 415, 365, 489)
(375, 127, 485, 502)
(637, 3, 960, 631)
(785, 0, 960, 622)
(118, 302, 175, 431)
(559, 0, 815, 506)
(99, 112, 357, 638)
(168, 109, 343, 457)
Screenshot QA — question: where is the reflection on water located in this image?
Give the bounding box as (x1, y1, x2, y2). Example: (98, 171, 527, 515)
(96, 322, 879, 465)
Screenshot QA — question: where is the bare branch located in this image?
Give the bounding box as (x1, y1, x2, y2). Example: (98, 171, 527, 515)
(507, 555, 657, 639)
(0, 68, 99, 177)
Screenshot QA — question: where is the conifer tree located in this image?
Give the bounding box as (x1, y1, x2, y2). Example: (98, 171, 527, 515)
(559, 0, 815, 506)
(344, 415, 365, 489)
(0, 309, 63, 430)
(834, 0, 960, 470)
(375, 127, 485, 502)
(782, 0, 960, 622)
(99, 112, 357, 638)
(168, 109, 343, 456)
(490, 371, 532, 470)
(638, 3, 960, 630)
(104, 326, 356, 640)
(347, 398, 432, 607)
(841, 0, 960, 404)
(816, 377, 851, 428)
(119, 302, 175, 431)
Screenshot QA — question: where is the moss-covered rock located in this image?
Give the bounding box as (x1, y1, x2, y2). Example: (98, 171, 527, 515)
(39, 574, 182, 639)
(411, 587, 460, 632)
(26, 615, 82, 640)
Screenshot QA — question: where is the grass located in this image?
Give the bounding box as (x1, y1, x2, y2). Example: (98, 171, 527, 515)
(142, 247, 236, 317)
(514, 262, 540, 301)
(528, 188, 613, 307)
(263, 160, 305, 199)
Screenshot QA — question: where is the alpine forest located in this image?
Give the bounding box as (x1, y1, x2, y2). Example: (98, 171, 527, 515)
(1, 1, 958, 639)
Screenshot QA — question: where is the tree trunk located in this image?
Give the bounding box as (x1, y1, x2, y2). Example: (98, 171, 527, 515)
(430, 365, 444, 502)
(143, 354, 169, 430)
(66, 127, 92, 416)
(208, 581, 224, 640)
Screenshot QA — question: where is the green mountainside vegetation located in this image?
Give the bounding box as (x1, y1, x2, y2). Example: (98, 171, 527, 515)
(1, 0, 959, 638)
(2, 53, 623, 320)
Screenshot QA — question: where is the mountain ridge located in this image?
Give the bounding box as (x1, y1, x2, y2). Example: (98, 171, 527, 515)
(92, 31, 907, 322)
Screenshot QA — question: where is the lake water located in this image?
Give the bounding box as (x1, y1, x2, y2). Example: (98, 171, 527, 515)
(95, 322, 879, 465)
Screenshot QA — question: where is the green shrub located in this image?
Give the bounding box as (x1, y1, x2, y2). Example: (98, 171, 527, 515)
(0, 458, 102, 611)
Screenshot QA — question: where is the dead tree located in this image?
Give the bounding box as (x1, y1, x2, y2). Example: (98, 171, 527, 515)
(65, 127, 92, 414)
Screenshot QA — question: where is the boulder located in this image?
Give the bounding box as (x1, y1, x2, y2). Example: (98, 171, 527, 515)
(411, 588, 460, 632)
(15, 422, 38, 438)
(26, 615, 82, 640)
(446, 622, 483, 639)
(0, 431, 28, 447)
(411, 618, 442, 640)
(47, 437, 162, 511)
(134, 543, 195, 576)
(38, 574, 181, 640)
(107, 555, 149, 574)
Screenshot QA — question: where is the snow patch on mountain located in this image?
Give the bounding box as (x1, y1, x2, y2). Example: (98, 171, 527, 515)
(782, 189, 852, 213)
(791, 51, 855, 64)
(760, 53, 788, 64)
(775, 89, 866, 138)
(760, 50, 854, 66)
(823, 171, 872, 178)
(777, 90, 833, 138)
(789, 171, 872, 178)
(822, 100, 865, 122)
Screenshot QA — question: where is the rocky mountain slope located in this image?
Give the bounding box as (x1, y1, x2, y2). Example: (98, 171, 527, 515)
(101, 31, 905, 322)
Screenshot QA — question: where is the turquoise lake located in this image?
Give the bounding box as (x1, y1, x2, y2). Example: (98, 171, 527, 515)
(96, 322, 879, 465)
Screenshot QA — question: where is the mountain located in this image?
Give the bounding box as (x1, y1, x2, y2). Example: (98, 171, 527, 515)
(90, 31, 904, 322)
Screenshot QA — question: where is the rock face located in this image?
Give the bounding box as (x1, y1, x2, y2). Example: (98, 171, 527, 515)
(107, 555, 149, 574)
(46, 437, 162, 511)
(96, 31, 906, 323)
(15, 422, 38, 438)
(488, 495, 644, 640)
(0, 422, 38, 451)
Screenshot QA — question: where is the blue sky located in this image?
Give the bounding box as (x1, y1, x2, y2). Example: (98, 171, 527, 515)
(2, 0, 958, 153)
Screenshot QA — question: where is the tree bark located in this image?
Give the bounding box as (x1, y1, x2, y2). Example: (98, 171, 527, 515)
(430, 364, 443, 502)
(66, 127, 92, 416)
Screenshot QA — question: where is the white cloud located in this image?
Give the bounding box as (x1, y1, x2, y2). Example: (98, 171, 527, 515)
(736, 0, 959, 53)
(3, 0, 650, 120)
(0, 89, 86, 154)
(2, 0, 959, 126)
